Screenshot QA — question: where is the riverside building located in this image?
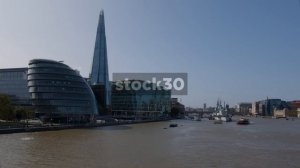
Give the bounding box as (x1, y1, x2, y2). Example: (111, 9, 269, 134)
(111, 80, 171, 120)
(0, 68, 31, 106)
(27, 59, 98, 123)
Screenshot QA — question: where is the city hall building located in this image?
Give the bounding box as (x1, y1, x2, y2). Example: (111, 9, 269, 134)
(27, 59, 98, 122)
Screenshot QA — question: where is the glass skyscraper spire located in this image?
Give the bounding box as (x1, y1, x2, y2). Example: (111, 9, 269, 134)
(90, 10, 110, 113)
(90, 10, 109, 86)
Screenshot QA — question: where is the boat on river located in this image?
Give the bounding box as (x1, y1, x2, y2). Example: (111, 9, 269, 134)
(212, 100, 232, 122)
(237, 118, 250, 125)
(169, 123, 178, 127)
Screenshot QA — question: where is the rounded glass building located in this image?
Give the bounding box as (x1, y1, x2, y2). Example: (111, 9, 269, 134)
(27, 59, 98, 123)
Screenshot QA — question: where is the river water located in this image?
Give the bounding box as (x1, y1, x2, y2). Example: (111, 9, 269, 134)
(0, 118, 299, 168)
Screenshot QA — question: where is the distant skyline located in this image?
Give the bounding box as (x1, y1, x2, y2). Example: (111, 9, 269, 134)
(0, 0, 300, 107)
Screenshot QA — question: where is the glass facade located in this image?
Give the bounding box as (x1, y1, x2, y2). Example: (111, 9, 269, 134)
(90, 10, 111, 114)
(111, 81, 171, 120)
(257, 99, 283, 116)
(27, 59, 98, 122)
(0, 68, 31, 106)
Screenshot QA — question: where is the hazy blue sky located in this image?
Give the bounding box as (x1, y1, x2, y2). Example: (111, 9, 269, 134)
(0, 0, 299, 107)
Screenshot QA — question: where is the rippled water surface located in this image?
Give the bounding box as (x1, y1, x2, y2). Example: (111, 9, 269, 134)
(0, 118, 300, 168)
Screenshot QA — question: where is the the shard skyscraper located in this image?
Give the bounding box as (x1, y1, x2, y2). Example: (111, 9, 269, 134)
(90, 10, 110, 115)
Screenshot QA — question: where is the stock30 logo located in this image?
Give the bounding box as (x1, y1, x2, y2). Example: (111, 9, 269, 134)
(112, 73, 187, 95)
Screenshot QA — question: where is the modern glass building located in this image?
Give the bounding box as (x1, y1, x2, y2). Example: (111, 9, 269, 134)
(0, 68, 31, 106)
(89, 10, 111, 115)
(111, 80, 171, 120)
(27, 59, 98, 122)
(252, 99, 284, 116)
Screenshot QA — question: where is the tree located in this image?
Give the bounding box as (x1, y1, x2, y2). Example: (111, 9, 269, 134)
(15, 106, 35, 121)
(0, 95, 15, 120)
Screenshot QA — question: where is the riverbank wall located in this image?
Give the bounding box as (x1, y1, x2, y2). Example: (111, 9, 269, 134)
(0, 119, 171, 135)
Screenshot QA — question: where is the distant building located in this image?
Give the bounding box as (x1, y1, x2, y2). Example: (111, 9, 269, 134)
(236, 102, 252, 115)
(273, 108, 294, 118)
(203, 103, 207, 112)
(288, 100, 300, 111)
(276, 100, 300, 118)
(111, 80, 171, 120)
(251, 102, 259, 115)
(252, 99, 285, 116)
(27, 59, 98, 123)
(0, 68, 31, 106)
(171, 98, 185, 117)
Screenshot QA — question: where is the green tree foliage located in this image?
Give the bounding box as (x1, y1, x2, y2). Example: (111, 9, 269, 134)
(15, 106, 35, 121)
(0, 94, 15, 120)
(0, 95, 35, 121)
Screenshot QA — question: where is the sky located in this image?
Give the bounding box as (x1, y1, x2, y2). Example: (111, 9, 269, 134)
(0, 0, 299, 107)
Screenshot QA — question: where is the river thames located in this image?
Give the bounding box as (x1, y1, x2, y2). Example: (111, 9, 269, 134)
(0, 117, 299, 168)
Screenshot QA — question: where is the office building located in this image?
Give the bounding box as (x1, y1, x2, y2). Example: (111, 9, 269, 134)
(27, 59, 98, 122)
(111, 80, 171, 120)
(0, 68, 31, 106)
(171, 98, 185, 117)
(251, 99, 284, 116)
(236, 102, 252, 115)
